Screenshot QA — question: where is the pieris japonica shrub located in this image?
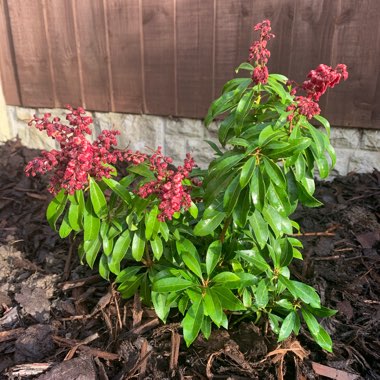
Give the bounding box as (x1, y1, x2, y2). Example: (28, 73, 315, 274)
(26, 20, 348, 350)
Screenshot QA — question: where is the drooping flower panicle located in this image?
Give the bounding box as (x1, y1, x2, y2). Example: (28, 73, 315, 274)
(137, 147, 196, 221)
(248, 19, 275, 85)
(25, 106, 146, 194)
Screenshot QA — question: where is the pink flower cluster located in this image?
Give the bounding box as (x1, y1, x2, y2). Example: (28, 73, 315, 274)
(25, 106, 146, 194)
(287, 64, 348, 121)
(137, 147, 196, 221)
(248, 19, 275, 85)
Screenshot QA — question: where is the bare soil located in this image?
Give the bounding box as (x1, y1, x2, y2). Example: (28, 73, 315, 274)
(0, 139, 379, 379)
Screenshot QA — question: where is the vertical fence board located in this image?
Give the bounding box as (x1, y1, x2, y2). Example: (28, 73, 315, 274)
(250, 0, 295, 76)
(324, 0, 380, 128)
(106, 0, 142, 114)
(175, 0, 214, 119)
(0, 0, 20, 105)
(74, 0, 110, 110)
(287, 0, 340, 113)
(142, 0, 175, 115)
(7, 0, 54, 107)
(214, 0, 254, 97)
(45, 0, 81, 107)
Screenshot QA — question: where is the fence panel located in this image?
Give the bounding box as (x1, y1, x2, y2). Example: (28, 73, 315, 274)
(0, 0, 379, 129)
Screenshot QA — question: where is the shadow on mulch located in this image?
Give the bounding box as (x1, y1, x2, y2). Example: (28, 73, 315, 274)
(0, 138, 379, 379)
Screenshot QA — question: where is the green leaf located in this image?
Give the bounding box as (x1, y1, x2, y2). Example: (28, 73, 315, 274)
(262, 204, 292, 237)
(109, 229, 132, 274)
(132, 226, 145, 261)
(153, 277, 194, 292)
(182, 298, 204, 347)
(59, 212, 72, 238)
(127, 163, 155, 179)
(189, 202, 198, 219)
(279, 238, 293, 267)
(255, 279, 269, 308)
(212, 287, 245, 311)
(236, 249, 271, 274)
(206, 240, 222, 277)
(232, 188, 250, 227)
(159, 221, 170, 241)
(235, 62, 254, 73)
(115, 266, 142, 283)
(182, 251, 203, 280)
(268, 313, 282, 334)
(250, 166, 265, 211)
(314, 324, 333, 352)
(118, 273, 144, 299)
(84, 237, 102, 269)
(46, 189, 67, 230)
(278, 311, 296, 342)
(212, 272, 241, 288)
(269, 73, 288, 83)
(89, 178, 108, 219)
(223, 78, 252, 94)
(103, 177, 132, 204)
(150, 235, 163, 260)
(240, 156, 256, 188)
(235, 89, 254, 133)
(201, 317, 212, 339)
(194, 211, 226, 237)
(145, 206, 159, 240)
(67, 191, 84, 231)
(279, 276, 321, 308)
(203, 289, 223, 326)
(313, 114, 330, 135)
(223, 175, 241, 215)
(99, 254, 110, 280)
(301, 308, 319, 335)
(296, 180, 323, 208)
(262, 157, 286, 187)
(249, 210, 269, 248)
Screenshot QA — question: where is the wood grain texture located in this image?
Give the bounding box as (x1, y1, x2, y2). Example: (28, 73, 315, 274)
(324, 0, 380, 128)
(214, 0, 254, 98)
(0, 0, 20, 105)
(7, 0, 54, 107)
(142, 0, 175, 115)
(73, 0, 110, 110)
(45, 0, 82, 107)
(106, 0, 142, 114)
(175, 0, 214, 118)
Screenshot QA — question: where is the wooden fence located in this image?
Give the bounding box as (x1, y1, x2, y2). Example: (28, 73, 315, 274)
(0, 0, 379, 129)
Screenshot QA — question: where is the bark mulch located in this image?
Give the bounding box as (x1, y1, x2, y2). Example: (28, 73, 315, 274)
(0, 138, 379, 379)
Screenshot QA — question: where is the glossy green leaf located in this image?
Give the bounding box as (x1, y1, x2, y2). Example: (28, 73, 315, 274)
(250, 166, 265, 211)
(278, 311, 296, 342)
(212, 287, 245, 311)
(132, 226, 145, 261)
(89, 178, 108, 219)
(103, 177, 131, 204)
(145, 206, 159, 240)
(194, 211, 226, 237)
(232, 188, 250, 227)
(46, 189, 67, 230)
(182, 297, 204, 347)
(182, 251, 203, 279)
(84, 237, 102, 269)
(235, 62, 254, 73)
(201, 317, 212, 339)
(153, 277, 194, 292)
(150, 235, 163, 260)
(189, 202, 198, 219)
(59, 212, 72, 238)
(109, 230, 132, 274)
(279, 276, 321, 308)
(223, 175, 241, 215)
(115, 266, 142, 283)
(235, 89, 254, 133)
(240, 156, 256, 188)
(255, 279, 269, 308)
(118, 273, 144, 299)
(236, 249, 271, 274)
(249, 210, 269, 248)
(262, 157, 286, 187)
(99, 253, 110, 280)
(203, 289, 223, 326)
(206, 240, 222, 277)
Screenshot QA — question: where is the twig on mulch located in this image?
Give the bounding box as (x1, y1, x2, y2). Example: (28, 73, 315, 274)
(53, 335, 119, 360)
(169, 330, 181, 372)
(0, 327, 25, 343)
(311, 362, 360, 380)
(59, 274, 103, 291)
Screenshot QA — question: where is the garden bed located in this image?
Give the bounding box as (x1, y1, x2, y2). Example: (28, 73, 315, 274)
(0, 139, 379, 379)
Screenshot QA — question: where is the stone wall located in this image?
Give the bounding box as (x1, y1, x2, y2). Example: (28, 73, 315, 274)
(3, 105, 380, 176)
